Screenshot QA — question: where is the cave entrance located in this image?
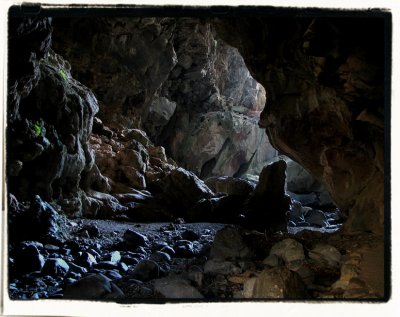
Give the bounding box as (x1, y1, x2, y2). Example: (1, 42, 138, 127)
(6, 9, 387, 303)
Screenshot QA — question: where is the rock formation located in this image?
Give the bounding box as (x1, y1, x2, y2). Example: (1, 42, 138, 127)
(52, 17, 277, 179)
(215, 17, 386, 232)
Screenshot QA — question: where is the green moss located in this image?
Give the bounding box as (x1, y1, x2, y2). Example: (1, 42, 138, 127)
(58, 68, 67, 81)
(33, 121, 42, 136)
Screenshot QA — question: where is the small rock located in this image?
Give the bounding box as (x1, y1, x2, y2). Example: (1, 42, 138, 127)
(104, 251, 121, 264)
(83, 225, 100, 238)
(64, 241, 81, 253)
(150, 251, 171, 263)
(269, 238, 305, 267)
(251, 267, 308, 299)
(68, 263, 88, 275)
(263, 254, 284, 267)
(210, 226, 254, 260)
(181, 229, 200, 241)
(64, 273, 125, 299)
(42, 258, 70, 277)
(308, 244, 342, 268)
(131, 260, 159, 281)
(153, 277, 204, 299)
(94, 261, 119, 270)
(15, 244, 45, 274)
(76, 252, 97, 268)
(104, 270, 122, 280)
(160, 245, 175, 256)
(121, 256, 140, 266)
(123, 229, 148, 248)
(119, 262, 129, 272)
(174, 240, 196, 258)
(204, 259, 242, 275)
(303, 208, 328, 227)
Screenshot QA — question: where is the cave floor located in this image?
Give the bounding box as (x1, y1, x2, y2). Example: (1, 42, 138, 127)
(9, 218, 386, 302)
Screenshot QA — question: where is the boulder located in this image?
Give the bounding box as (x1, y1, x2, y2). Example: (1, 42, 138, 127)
(64, 273, 125, 299)
(123, 229, 149, 248)
(244, 160, 291, 230)
(209, 226, 254, 260)
(153, 276, 204, 299)
(14, 244, 45, 274)
(42, 258, 70, 277)
(156, 167, 214, 213)
(205, 176, 255, 196)
(250, 267, 308, 299)
(309, 244, 342, 268)
(269, 238, 305, 270)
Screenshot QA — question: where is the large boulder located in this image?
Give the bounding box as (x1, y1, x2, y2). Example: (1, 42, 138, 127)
(248, 267, 308, 299)
(154, 167, 214, 215)
(244, 160, 291, 230)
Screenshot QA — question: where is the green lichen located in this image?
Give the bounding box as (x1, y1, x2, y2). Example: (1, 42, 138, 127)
(33, 121, 42, 136)
(58, 68, 67, 81)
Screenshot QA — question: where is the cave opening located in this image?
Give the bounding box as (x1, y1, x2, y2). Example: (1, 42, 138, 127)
(5, 6, 388, 303)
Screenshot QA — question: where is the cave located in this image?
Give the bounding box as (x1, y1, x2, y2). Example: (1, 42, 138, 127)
(4, 5, 390, 304)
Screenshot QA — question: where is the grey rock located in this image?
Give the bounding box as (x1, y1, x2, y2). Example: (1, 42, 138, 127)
(94, 261, 120, 270)
(269, 238, 305, 266)
(123, 229, 148, 248)
(309, 244, 342, 268)
(304, 208, 329, 227)
(210, 226, 254, 260)
(76, 252, 97, 268)
(153, 276, 204, 299)
(262, 254, 284, 267)
(205, 176, 255, 196)
(204, 259, 242, 275)
(15, 245, 45, 274)
(64, 273, 125, 299)
(42, 258, 70, 277)
(68, 263, 88, 275)
(132, 260, 159, 281)
(250, 267, 308, 298)
(104, 251, 121, 264)
(150, 251, 171, 263)
(181, 229, 200, 241)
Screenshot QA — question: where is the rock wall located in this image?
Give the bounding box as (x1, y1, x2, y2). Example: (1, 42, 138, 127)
(7, 17, 99, 216)
(52, 17, 277, 179)
(215, 17, 385, 232)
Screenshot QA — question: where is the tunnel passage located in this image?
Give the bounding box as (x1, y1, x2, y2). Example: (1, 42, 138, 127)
(6, 9, 388, 302)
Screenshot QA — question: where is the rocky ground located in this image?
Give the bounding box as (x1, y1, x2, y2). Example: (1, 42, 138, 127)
(8, 210, 385, 301)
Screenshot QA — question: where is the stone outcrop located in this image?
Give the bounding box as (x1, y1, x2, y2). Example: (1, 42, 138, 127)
(52, 17, 277, 179)
(215, 17, 385, 232)
(7, 17, 99, 217)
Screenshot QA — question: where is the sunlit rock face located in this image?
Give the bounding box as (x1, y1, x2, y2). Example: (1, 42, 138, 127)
(52, 18, 276, 179)
(215, 17, 385, 232)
